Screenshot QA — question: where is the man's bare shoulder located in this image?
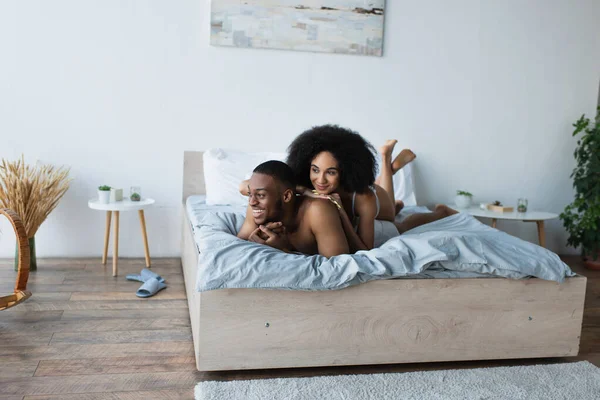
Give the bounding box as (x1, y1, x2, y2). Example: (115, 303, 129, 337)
(301, 197, 349, 257)
(302, 197, 340, 219)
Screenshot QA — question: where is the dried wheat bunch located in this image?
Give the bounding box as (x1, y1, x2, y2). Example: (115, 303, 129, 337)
(0, 156, 72, 238)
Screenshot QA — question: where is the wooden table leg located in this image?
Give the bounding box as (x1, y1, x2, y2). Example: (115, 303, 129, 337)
(113, 211, 120, 277)
(536, 220, 546, 248)
(492, 218, 497, 229)
(102, 211, 112, 265)
(138, 210, 151, 268)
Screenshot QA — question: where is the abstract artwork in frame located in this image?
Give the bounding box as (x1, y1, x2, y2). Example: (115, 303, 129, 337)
(210, 1, 385, 56)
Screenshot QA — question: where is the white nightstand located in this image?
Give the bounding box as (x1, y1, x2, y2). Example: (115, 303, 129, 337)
(454, 205, 558, 248)
(88, 198, 155, 276)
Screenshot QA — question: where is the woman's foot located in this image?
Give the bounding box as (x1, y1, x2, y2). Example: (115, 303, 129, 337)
(392, 149, 416, 173)
(379, 139, 398, 162)
(395, 200, 404, 215)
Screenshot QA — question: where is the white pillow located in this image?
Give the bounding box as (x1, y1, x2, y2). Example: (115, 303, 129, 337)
(203, 148, 417, 207)
(203, 148, 287, 206)
(375, 155, 417, 206)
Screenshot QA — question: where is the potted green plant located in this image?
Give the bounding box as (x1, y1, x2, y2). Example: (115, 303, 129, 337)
(560, 106, 600, 269)
(455, 190, 473, 208)
(98, 185, 111, 204)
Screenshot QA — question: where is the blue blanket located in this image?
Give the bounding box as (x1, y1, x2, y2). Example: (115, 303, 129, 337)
(193, 211, 575, 292)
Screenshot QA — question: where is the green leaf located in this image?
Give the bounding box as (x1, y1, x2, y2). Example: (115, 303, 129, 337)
(563, 107, 600, 253)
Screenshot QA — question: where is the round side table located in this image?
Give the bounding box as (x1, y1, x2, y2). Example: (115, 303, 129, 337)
(454, 205, 558, 248)
(88, 198, 155, 276)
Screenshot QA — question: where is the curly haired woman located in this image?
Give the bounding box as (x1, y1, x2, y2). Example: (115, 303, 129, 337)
(284, 124, 417, 251)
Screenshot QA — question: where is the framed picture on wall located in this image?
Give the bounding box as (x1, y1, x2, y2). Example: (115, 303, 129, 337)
(210, 1, 385, 56)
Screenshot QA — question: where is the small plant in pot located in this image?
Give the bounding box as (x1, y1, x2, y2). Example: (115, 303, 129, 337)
(98, 185, 111, 204)
(560, 106, 600, 269)
(455, 190, 473, 208)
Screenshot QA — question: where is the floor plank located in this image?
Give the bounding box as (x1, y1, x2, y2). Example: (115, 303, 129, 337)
(70, 291, 186, 301)
(0, 360, 39, 378)
(0, 318, 190, 334)
(26, 293, 73, 302)
(0, 311, 64, 323)
(50, 329, 192, 345)
(60, 308, 189, 320)
(0, 371, 201, 396)
(63, 275, 184, 284)
(1, 257, 179, 267)
(35, 356, 196, 376)
(0, 331, 53, 347)
(8, 283, 185, 293)
(2, 300, 188, 312)
(1, 269, 181, 280)
(0, 273, 65, 284)
(0, 342, 194, 362)
(23, 389, 193, 399)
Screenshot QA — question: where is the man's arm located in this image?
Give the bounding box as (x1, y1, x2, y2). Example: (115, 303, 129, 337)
(236, 204, 258, 240)
(307, 200, 350, 257)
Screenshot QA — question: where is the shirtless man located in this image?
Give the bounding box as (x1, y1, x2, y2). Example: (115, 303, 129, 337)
(237, 160, 458, 257)
(237, 160, 349, 257)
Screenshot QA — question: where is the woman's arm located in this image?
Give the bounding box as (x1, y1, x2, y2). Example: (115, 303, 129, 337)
(338, 208, 370, 252)
(239, 179, 250, 196)
(352, 193, 378, 251)
(327, 193, 373, 252)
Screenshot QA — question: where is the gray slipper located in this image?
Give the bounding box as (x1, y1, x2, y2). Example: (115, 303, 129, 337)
(136, 278, 167, 298)
(126, 268, 165, 283)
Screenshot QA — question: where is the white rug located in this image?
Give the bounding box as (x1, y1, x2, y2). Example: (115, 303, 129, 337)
(195, 361, 600, 400)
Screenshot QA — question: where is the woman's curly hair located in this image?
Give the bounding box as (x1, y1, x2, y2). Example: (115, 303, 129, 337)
(286, 124, 376, 194)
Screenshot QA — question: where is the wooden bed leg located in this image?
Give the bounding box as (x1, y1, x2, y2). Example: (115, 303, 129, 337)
(102, 211, 112, 265)
(492, 218, 497, 228)
(536, 220, 546, 248)
(113, 211, 119, 277)
(139, 210, 151, 268)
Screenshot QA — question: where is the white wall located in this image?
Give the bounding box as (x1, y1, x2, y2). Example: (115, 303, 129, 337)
(0, 0, 599, 257)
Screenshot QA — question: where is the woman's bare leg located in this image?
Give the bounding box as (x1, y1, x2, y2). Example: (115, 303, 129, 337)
(375, 145, 417, 217)
(392, 149, 417, 174)
(375, 140, 397, 211)
(395, 200, 404, 215)
(394, 205, 458, 234)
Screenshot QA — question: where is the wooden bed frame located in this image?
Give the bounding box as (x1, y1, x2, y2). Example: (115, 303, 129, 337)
(181, 151, 587, 372)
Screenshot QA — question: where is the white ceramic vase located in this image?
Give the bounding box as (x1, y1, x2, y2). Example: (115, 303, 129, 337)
(98, 190, 111, 204)
(455, 195, 472, 209)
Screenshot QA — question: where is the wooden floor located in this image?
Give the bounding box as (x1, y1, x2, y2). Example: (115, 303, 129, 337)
(0, 255, 597, 399)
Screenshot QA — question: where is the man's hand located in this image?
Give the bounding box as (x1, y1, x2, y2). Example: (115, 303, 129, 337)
(248, 224, 290, 252)
(247, 222, 283, 242)
(264, 221, 284, 234)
